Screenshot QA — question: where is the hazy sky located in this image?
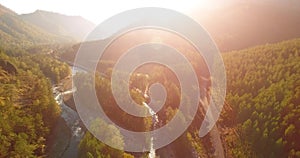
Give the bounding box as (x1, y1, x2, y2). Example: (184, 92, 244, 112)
(2, 0, 297, 24)
(0, 0, 219, 24)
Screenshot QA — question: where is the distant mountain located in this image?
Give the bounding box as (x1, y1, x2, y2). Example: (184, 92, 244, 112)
(61, 2, 300, 55)
(21, 10, 95, 41)
(0, 4, 70, 49)
(194, 2, 300, 52)
(0, 3, 15, 15)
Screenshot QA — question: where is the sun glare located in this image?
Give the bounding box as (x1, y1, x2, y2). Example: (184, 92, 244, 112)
(77, 0, 204, 24)
(0, 0, 211, 24)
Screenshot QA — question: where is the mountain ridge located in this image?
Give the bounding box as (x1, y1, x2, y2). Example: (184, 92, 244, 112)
(0, 3, 95, 50)
(21, 10, 95, 41)
(191, 2, 300, 52)
(0, 4, 71, 49)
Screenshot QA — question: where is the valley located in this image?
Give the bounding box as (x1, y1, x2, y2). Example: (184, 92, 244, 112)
(0, 1, 299, 158)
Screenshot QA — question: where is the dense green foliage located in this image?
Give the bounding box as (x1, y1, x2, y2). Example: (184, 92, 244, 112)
(76, 38, 300, 157)
(223, 39, 300, 157)
(74, 73, 139, 157)
(75, 65, 197, 157)
(78, 118, 134, 158)
(30, 54, 70, 83)
(0, 48, 70, 157)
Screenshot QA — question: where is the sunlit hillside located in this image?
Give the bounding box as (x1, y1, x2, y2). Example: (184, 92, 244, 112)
(0, 1, 299, 158)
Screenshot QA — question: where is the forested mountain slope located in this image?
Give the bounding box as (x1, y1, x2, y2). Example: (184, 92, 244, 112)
(221, 38, 300, 157)
(0, 48, 70, 157)
(0, 4, 69, 49)
(195, 2, 300, 52)
(21, 10, 95, 41)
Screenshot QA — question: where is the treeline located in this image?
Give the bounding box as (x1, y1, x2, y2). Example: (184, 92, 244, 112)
(74, 38, 300, 157)
(0, 48, 70, 157)
(75, 64, 199, 157)
(223, 39, 300, 157)
(30, 54, 70, 83)
(78, 118, 134, 158)
(73, 73, 140, 158)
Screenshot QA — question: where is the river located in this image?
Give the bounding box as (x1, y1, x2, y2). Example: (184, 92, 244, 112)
(143, 102, 159, 158)
(52, 67, 159, 158)
(49, 66, 86, 158)
(51, 66, 202, 158)
(53, 86, 84, 158)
